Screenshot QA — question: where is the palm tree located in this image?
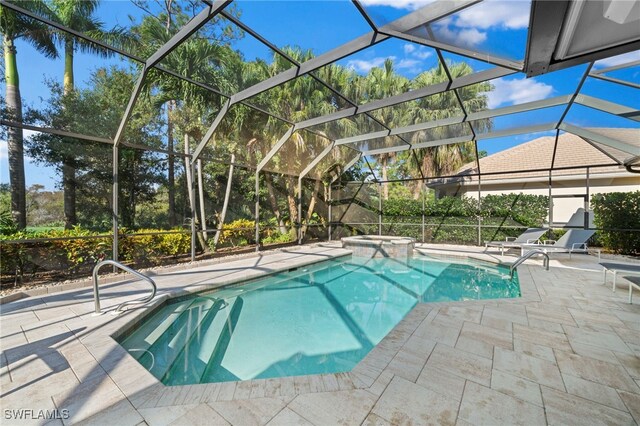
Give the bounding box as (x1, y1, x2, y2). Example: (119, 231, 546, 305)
(410, 62, 491, 198)
(365, 59, 410, 199)
(49, 0, 133, 228)
(1, 2, 58, 228)
(133, 10, 236, 231)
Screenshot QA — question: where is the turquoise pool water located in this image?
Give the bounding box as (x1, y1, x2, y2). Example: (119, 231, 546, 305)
(118, 255, 519, 385)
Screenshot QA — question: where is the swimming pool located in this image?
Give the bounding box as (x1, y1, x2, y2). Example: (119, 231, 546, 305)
(118, 255, 519, 385)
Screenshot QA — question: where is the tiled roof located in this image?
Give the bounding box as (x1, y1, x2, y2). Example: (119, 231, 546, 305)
(455, 128, 638, 182)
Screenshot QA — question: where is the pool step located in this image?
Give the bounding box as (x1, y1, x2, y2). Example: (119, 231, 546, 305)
(121, 301, 195, 363)
(161, 297, 236, 385)
(136, 297, 217, 379)
(199, 296, 245, 383)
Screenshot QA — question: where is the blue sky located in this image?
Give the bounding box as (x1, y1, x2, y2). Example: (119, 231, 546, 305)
(2, 0, 638, 190)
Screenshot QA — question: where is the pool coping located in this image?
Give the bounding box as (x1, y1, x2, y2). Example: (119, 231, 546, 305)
(80, 246, 539, 410)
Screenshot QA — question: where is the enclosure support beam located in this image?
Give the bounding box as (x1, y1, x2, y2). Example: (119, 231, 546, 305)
(146, 1, 231, 68)
(477, 175, 482, 247)
(557, 63, 593, 128)
(422, 182, 426, 244)
(334, 154, 363, 184)
(229, 0, 477, 105)
(297, 143, 337, 244)
(255, 171, 260, 252)
(256, 127, 296, 173)
(189, 0, 484, 164)
(560, 124, 640, 156)
(548, 170, 553, 227)
(299, 143, 338, 180)
(213, 154, 235, 248)
(575, 95, 640, 122)
(191, 99, 231, 163)
(328, 185, 333, 241)
(378, 183, 383, 236)
(299, 67, 513, 132)
(585, 167, 590, 229)
(297, 180, 303, 245)
(591, 59, 640, 75)
(197, 159, 207, 241)
(588, 73, 640, 90)
(380, 28, 522, 71)
(188, 151, 197, 262)
(110, 73, 150, 265)
(112, 145, 119, 265)
(108, 0, 231, 261)
(334, 95, 570, 146)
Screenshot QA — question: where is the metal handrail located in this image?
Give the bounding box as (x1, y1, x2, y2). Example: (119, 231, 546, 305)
(510, 249, 550, 278)
(93, 260, 157, 315)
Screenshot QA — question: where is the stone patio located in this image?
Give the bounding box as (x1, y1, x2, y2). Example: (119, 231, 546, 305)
(1, 243, 639, 425)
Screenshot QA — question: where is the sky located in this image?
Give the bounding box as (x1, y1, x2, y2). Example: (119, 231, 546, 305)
(1, 0, 638, 190)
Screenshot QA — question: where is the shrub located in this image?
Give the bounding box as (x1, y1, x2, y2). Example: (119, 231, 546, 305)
(592, 191, 640, 255)
(262, 230, 294, 245)
(0, 210, 17, 235)
(218, 219, 255, 247)
(0, 227, 191, 284)
(376, 194, 549, 244)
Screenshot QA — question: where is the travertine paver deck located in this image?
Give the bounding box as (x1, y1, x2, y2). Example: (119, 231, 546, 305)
(1, 243, 639, 425)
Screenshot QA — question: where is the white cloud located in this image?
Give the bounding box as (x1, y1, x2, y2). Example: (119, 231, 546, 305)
(360, 0, 530, 31)
(412, 48, 432, 60)
(594, 51, 640, 69)
(455, 0, 531, 30)
(403, 43, 433, 60)
(457, 28, 487, 46)
(358, 0, 434, 11)
(439, 26, 487, 48)
(396, 58, 421, 72)
(428, 0, 529, 49)
(486, 77, 554, 109)
(346, 56, 395, 73)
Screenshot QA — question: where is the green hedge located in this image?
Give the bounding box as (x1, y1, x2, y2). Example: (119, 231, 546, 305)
(592, 191, 640, 255)
(0, 227, 191, 284)
(382, 194, 548, 227)
(365, 194, 549, 244)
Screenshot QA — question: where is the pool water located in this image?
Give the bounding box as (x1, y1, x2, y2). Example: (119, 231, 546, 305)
(118, 255, 519, 385)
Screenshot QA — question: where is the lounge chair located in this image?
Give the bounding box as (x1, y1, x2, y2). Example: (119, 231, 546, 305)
(520, 229, 600, 259)
(484, 228, 548, 255)
(624, 276, 640, 304)
(600, 262, 640, 303)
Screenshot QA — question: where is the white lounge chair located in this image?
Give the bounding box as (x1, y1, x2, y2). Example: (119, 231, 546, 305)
(624, 276, 640, 304)
(600, 262, 640, 303)
(484, 228, 548, 255)
(521, 229, 600, 259)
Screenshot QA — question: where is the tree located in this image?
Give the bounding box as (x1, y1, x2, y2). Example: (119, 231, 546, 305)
(131, 2, 241, 228)
(26, 68, 165, 229)
(410, 62, 491, 198)
(1, 2, 57, 228)
(365, 59, 410, 199)
(48, 0, 133, 228)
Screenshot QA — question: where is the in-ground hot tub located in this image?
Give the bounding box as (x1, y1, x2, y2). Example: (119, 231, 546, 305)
(341, 235, 415, 259)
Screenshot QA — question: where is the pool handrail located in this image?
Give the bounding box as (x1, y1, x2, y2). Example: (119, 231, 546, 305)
(93, 259, 157, 315)
(510, 249, 549, 278)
